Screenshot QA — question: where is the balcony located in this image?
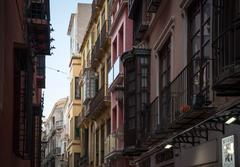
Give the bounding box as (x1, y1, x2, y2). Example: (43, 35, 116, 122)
(49, 125, 56, 137)
(55, 120, 63, 129)
(91, 20, 110, 67)
(145, 97, 171, 146)
(82, 69, 97, 105)
(162, 59, 213, 132)
(104, 129, 123, 159)
(28, 0, 51, 55)
(147, 0, 161, 13)
(213, 19, 240, 96)
(108, 56, 124, 90)
(133, 5, 152, 42)
(89, 87, 110, 119)
(144, 59, 216, 146)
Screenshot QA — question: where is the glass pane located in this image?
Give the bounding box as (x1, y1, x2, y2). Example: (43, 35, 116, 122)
(203, 65, 209, 89)
(162, 73, 167, 88)
(162, 57, 167, 72)
(193, 54, 200, 74)
(141, 77, 147, 87)
(191, 12, 200, 34)
(141, 93, 147, 103)
(141, 68, 148, 77)
(203, 21, 210, 44)
(203, 43, 210, 61)
(140, 57, 148, 65)
(192, 32, 201, 54)
(203, 0, 211, 22)
(193, 72, 200, 94)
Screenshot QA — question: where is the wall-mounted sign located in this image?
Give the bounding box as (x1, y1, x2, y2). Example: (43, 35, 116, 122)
(222, 135, 235, 167)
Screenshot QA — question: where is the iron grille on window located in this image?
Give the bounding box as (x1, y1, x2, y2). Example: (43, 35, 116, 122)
(13, 47, 33, 159)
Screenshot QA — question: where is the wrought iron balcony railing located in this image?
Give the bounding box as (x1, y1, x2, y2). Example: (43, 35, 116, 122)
(133, 1, 152, 42)
(104, 131, 123, 159)
(28, 0, 51, 55)
(91, 20, 110, 67)
(213, 19, 240, 95)
(29, 0, 50, 22)
(148, 59, 213, 144)
(169, 59, 212, 129)
(55, 120, 63, 129)
(100, 20, 108, 49)
(91, 34, 101, 66)
(54, 147, 61, 155)
(89, 87, 110, 119)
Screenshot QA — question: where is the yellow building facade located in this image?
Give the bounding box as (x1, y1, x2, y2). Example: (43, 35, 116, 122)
(67, 3, 92, 167)
(67, 56, 82, 167)
(77, 0, 111, 166)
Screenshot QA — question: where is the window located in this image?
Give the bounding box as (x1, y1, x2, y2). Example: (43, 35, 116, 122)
(159, 38, 171, 126)
(125, 60, 136, 130)
(83, 129, 89, 156)
(100, 124, 105, 164)
(96, 129, 99, 166)
(101, 66, 105, 88)
(106, 119, 111, 136)
(75, 77, 81, 99)
(74, 153, 80, 167)
(70, 79, 73, 101)
(13, 47, 33, 159)
(188, 0, 210, 100)
(75, 116, 80, 140)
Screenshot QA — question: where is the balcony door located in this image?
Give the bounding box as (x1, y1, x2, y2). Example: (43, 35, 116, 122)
(158, 38, 171, 129)
(188, 0, 211, 106)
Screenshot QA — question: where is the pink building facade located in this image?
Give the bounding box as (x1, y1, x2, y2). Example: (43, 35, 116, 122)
(107, 0, 133, 166)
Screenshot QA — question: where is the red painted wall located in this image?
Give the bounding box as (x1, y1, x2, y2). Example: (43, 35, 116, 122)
(0, 0, 43, 166)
